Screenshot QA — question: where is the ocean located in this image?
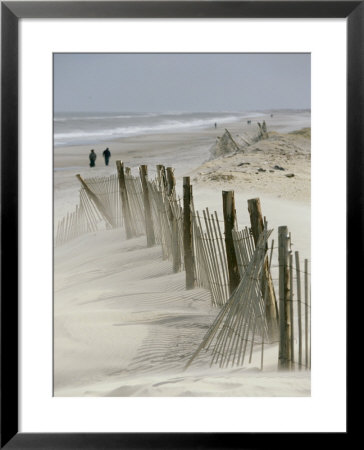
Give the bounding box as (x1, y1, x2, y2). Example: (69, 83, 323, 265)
(53, 111, 263, 147)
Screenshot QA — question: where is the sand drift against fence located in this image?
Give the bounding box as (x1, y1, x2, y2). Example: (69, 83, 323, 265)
(54, 156, 311, 397)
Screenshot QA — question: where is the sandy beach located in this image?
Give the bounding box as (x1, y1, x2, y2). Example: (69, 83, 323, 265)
(54, 110, 311, 397)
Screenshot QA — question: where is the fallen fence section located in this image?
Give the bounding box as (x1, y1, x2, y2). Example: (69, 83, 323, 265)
(186, 225, 311, 372)
(185, 227, 273, 370)
(55, 173, 122, 247)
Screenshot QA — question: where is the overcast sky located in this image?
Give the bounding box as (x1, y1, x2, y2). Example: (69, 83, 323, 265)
(54, 53, 310, 113)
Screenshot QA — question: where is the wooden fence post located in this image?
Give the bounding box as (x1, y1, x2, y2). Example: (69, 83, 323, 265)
(76, 174, 115, 227)
(289, 252, 295, 365)
(166, 167, 175, 198)
(139, 165, 155, 247)
(278, 226, 292, 369)
(222, 191, 240, 295)
(156, 164, 167, 191)
(116, 160, 134, 239)
(247, 198, 265, 244)
(183, 177, 195, 289)
(247, 198, 279, 338)
(304, 258, 309, 369)
(167, 167, 181, 273)
(295, 251, 303, 369)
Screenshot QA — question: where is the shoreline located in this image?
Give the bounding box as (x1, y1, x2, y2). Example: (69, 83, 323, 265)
(55, 110, 310, 148)
(54, 110, 311, 223)
(53, 110, 310, 168)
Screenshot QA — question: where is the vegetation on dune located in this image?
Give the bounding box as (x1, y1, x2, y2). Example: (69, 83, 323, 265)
(288, 128, 311, 139)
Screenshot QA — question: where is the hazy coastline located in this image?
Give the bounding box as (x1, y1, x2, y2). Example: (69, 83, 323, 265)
(54, 110, 310, 220)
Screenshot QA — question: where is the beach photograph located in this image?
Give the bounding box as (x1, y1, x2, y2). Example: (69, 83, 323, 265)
(53, 53, 311, 397)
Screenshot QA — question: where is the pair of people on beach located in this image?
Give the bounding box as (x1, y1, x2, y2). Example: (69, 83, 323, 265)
(89, 148, 111, 167)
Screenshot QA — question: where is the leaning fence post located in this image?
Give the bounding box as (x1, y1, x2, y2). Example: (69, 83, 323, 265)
(183, 176, 195, 289)
(167, 167, 181, 273)
(222, 191, 240, 295)
(76, 174, 115, 228)
(116, 160, 134, 239)
(247, 198, 279, 338)
(278, 226, 292, 369)
(139, 165, 155, 247)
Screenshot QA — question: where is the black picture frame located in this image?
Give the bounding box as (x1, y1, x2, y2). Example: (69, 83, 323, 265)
(1, 1, 357, 448)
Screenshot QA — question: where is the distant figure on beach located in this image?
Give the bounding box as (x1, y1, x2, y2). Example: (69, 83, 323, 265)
(270, 113, 274, 118)
(89, 149, 97, 167)
(214, 122, 217, 129)
(247, 120, 251, 125)
(103, 147, 111, 166)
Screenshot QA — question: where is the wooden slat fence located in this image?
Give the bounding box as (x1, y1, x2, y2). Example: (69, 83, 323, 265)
(168, 188, 184, 271)
(81, 174, 122, 229)
(124, 172, 146, 237)
(186, 226, 311, 371)
(232, 227, 256, 278)
(55, 163, 311, 373)
(146, 174, 184, 267)
(55, 174, 122, 247)
(192, 208, 230, 307)
(185, 227, 273, 370)
(276, 236, 311, 371)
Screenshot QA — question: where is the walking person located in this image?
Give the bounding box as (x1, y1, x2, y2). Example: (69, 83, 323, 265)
(102, 147, 111, 166)
(89, 149, 97, 167)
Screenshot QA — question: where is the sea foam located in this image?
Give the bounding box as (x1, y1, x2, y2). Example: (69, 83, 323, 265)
(53, 112, 262, 147)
